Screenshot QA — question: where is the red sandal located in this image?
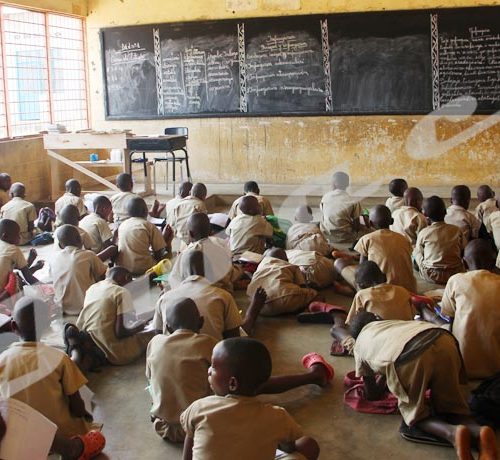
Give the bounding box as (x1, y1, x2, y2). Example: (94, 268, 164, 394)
(73, 430, 106, 460)
(301, 352, 334, 381)
(308, 302, 347, 315)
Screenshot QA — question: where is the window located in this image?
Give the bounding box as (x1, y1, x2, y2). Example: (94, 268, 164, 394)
(0, 6, 88, 138)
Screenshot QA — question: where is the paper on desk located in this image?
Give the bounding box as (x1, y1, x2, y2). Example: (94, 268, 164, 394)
(0, 398, 57, 460)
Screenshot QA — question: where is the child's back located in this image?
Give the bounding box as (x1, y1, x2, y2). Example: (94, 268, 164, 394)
(172, 183, 208, 243)
(286, 222, 331, 256)
(445, 185, 480, 243)
(228, 181, 273, 219)
(0, 184, 36, 245)
(226, 213, 273, 256)
(385, 178, 408, 213)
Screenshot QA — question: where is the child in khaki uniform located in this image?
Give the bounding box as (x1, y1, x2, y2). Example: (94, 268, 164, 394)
(169, 213, 241, 292)
(166, 181, 193, 226)
(228, 181, 274, 219)
(474, 185, 497, 225)
(117, 197, 171, 275)
(385, 178, 408, 213)
(419, 240, 500, 379)
(336, 205, 416, 293)
(171, 183, 208, 244)
(485, 205, 500, 268)
(54, 204, 96, 251)
(0, 183, 37, 245)
(285, 205, 331, 256)
(226, 195, 274, 256)
(286, 249, 336, 289)
(413, 196, 465, 285)
(49, 225, 112, 315)
(0, 173, 11, 208)
(0, 297, 103, 441)
(79, 195, 114, 253)
(320, 172, 362, 244)
(54, 179, 87, 225)
(445, 185, 481, 243)
(66, 267, 151, 371)
(247, 248, 319, 316)
(391, 187, 427, 245)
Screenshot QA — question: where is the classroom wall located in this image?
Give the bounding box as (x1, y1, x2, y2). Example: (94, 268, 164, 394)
(3, 0, 87, 15)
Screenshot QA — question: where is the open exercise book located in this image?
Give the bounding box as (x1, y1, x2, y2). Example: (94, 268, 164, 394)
(0, 398, 57, 460)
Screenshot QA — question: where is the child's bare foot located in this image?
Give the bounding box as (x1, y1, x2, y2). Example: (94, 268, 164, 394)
(479, 426, 498, 460)
(456, 425, 474, 460)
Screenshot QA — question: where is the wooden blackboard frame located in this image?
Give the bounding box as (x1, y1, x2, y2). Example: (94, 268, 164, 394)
(101, 6, 499, 120)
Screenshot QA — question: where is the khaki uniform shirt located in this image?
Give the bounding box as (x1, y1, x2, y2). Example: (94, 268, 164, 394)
(225, 214, 273, 256)
(172, 197, 207, 243)
(485, 211, 500, 268)
(76, 279, 144, 365)
(247, 256, 306, 301)
(385, 196, 405, 213)
(320, 189, 362, 243)
(228, 192, 274, 219)
(79, 213, 113, 253)
(0, 342, 94, 437)
(355, 229, 416, 292)
(0, 240, 27, 288)
(0, 197, 37, 245)
(445, 205, 481, 243)
(346, 284, 415, 325)
(391, 206, 428, 245)
(475, 198, 498, 224)
(285, 249, 335, 288)
(413, 222, 465, 271)
(166, 195, 183, 226)
(110, 191, 137, 223)
(180, 395, 303, 460)
(285, 222, 331, 256)
(169, 237, 236, 292)
(153, 276, 242, 341)
(441, 270, 500, 379)
(117, 217, 166, 275)
(146, 330, 216, 425)
(49, 245, 108, 315)
(54, 193, 87, 225)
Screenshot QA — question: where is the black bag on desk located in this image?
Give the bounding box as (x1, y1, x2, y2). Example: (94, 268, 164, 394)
(469, 372, 500, 426)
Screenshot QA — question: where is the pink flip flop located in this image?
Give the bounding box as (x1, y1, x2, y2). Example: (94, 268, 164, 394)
(330, 338, 349, 356)
(302, 352, 334, 381)
(308, 302, 347, 315)
(73, 430, 106, 460)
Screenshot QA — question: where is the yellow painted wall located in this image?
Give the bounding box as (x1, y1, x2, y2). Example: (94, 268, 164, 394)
(83, 0, 499, 188)
(2, 0, 87, 15)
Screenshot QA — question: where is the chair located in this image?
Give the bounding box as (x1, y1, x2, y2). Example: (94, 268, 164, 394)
(153, 127, 191, 193)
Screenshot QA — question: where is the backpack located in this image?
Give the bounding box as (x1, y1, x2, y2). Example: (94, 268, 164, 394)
(469, 372, 500, 426)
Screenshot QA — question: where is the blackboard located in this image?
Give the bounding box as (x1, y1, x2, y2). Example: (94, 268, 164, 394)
(101, 6, 500, 119)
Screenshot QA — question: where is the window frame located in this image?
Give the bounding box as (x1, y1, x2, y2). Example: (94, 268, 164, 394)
(0, 3, 89, 139)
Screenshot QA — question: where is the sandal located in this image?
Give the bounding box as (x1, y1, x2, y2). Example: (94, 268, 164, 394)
(330, 338, 349, 356)
(301, 352, 334, 382)
(73, 430, 106, 460)
(297, 312, 334, 324)
(308, 302, 347, 314)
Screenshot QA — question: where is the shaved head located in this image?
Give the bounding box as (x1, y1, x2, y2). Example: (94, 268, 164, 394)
(0, 173, 12, 191)
(179, 181, 193, 198)
(188, 212, 211, 241)
(332, 172, 349, 190)
(477, 185, 495, 202)
(116, 173, 133, 192)
(56, 224, 82, 248)
(13, 296, 50, 341)
(165, 297, 201, 332)
(464, 239, 496, 271)
(10, 182, 25, 198)
(451, 185, 471, 209)
(59, 204, 80, 226)
(369, 205, 392, 229)
(184, 249, 206, 277)
(239, 195, 261, 216)
(127, 197, 148, 218)
(0, 218, 20, 245)
(404, 187, 424, 210)
(65, 179, 81, 196)
(294, 205, 313, 223)
(191, 183, 207, 200)
(107, 266, 131, 286)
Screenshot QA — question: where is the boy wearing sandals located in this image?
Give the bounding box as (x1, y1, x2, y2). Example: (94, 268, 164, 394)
(181, 337, 331, 460)
(0, 297, 105, 458)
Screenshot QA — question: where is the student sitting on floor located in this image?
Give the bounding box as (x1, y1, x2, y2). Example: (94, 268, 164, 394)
(171, 183, 208, 244)
(64, 267, 151, 371)
(247, 248, 320, 316)
(0, 297, 103, 439)
(225, 195, 274, 257)
(54, 204, 96, 251)
(166, 181, 193, 226)
(110, 173, 165, 226)
(418, 240, 500, 379)
(391, 187, 427, 246)
(474, 185, 497, 225)
(0, 173, 11, 208)
(55, 179, 87, 226)
(49, 225, 114, 315)
(0, 219, 43, 301)
(484, 202, 500, 269)
(117, 197, 172, 276)
(320, 171, 363, 244)
(228, 181, 274, 219)
(385, 178, 408, 214)
(0, 182, 37, 245)
(154, 250, 262, 340)
(335, 205, 416, 293)
(181, 337, 324, 460)
(413, 196, 465, 285)
(445, 185, 481, 243)
(286, 205, 332, 256)
(286, 249, 336, 289)
(329, 261, 416, 356)
(169, 213, 242, 292)
(79, 195, 114, 253)
(350, 311, 483, 450)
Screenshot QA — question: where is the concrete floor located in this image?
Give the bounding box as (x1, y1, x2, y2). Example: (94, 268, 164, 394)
(27, 194, 499, 459)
